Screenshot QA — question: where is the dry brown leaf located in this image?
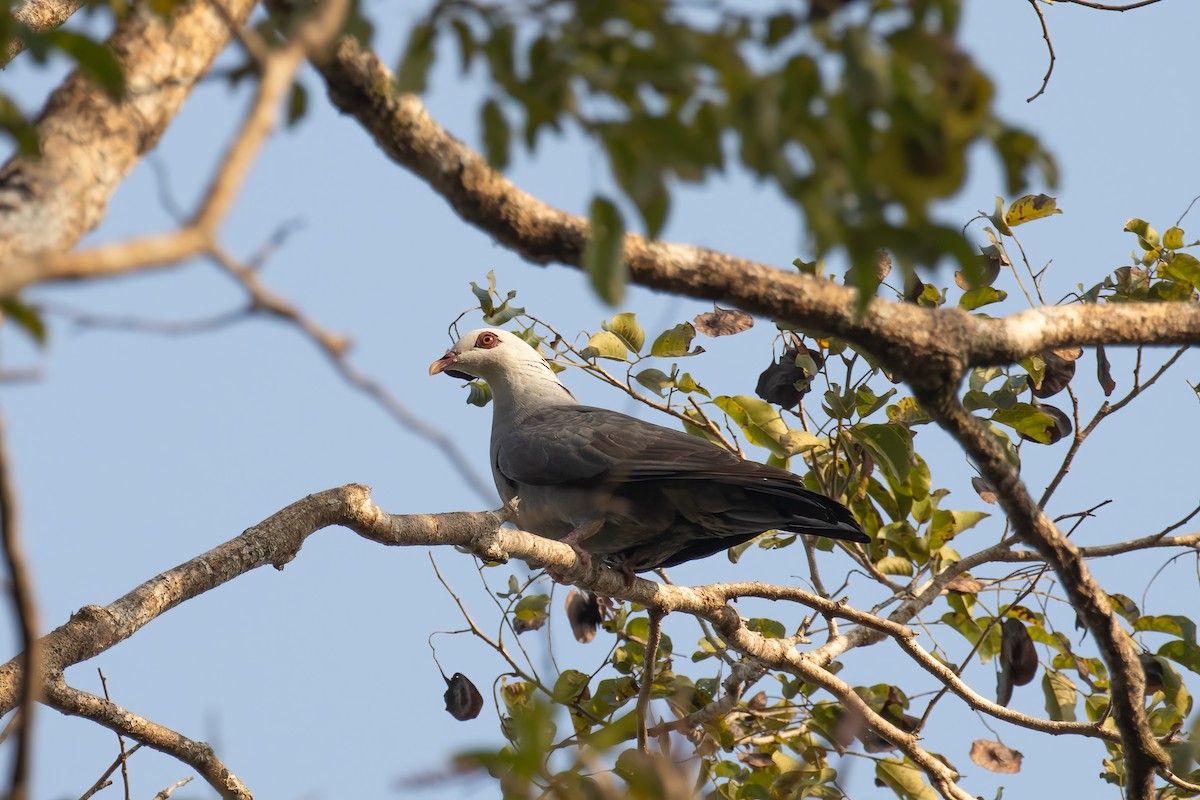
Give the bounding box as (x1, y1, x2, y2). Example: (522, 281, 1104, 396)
(693, 306, 753, 337)
(970, 739, 1023, 773)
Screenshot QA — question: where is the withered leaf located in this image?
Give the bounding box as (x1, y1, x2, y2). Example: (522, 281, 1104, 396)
(755, 347, 823, 409)
(970, 739, 1023, 774)
(1096, 345, 1116, 396)
(971, 476, 997, 504)
(444, 672, 484, 721)
(694, 306, 754, 337)
(997, 618, 1038, 707)
(944, 574, 985, 595)
(1033, 349, 1077, 398)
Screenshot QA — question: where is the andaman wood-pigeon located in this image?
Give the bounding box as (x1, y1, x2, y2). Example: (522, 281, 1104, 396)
(430, 328, 868, 578)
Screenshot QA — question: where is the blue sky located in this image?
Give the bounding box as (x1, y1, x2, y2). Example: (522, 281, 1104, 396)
(2, 1, 1199, 798)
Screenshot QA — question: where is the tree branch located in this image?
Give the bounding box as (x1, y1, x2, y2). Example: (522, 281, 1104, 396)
(2, 0, 84, 66)
(0, 413, 37, 800)
(306, 35, 1200, 388)
(0, 0, 258, 281)
(0, 484, 972, 800)
(916, 392, 1169, 798)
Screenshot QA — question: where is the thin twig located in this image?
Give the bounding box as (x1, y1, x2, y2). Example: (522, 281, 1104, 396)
(77, 743, 143, 800)
(153, 776, 195, 800)
(636, 609, 664, 753)
(0, 412, 37, 800)
(1025, 0, 1057, 102)
(97, 669, 133, 800)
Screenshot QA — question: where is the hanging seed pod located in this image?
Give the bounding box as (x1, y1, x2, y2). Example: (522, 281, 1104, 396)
(565, 588, 602, 644)
(443, 672, 484, 721)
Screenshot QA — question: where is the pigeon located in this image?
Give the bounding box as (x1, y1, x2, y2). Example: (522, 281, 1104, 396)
(430, 328, 868, 579)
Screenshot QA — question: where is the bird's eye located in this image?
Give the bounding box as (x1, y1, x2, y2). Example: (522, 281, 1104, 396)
(476, 332, 499, 348)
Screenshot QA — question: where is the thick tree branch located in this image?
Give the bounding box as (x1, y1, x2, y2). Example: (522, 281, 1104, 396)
(0, 484, 970, 800)
(308, 36, 1200, 386)
(2, 0, 84, 66)
(917, 392, 1169, 797)
(0, 0, 258, 284)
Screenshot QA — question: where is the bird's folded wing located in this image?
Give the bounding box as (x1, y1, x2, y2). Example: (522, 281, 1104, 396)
(496, 406, 757, 486)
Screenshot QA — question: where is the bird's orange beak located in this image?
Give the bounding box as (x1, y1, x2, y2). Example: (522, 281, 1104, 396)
(429, 350, 457, 376)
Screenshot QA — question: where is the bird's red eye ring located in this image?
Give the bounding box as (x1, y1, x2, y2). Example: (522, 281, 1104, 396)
(476, 332, 500, 348)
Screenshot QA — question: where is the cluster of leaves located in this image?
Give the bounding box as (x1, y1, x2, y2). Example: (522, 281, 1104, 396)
(442, 197, 1200, 800)
(397, 0, 1056, 302)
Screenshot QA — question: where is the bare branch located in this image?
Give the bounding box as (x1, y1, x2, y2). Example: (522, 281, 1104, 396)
(153, 776, 195, 799)
(44, 679, 248, 800)
(77, 743, 142, 800)
(1060, 0, 1165, 9)
(1025, 0, 1057, 102)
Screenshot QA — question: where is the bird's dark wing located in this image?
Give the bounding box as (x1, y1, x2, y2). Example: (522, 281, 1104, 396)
(495, 405, 748, 486)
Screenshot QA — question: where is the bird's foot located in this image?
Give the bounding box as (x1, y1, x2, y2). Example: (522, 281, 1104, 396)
(547, 540, 593, 584)
(617, 560, 637, 589)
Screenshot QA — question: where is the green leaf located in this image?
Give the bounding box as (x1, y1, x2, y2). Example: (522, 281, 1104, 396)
(991, 403, 1056, 444)
(0, 298, 47, 346)
(676, 372, 709, 397)
(469, 271, 496, 315)
(513, 594, 549, 622)
(551, 669, 591, 705)
(480, 98, 510, 170)
(746, 618, 787, 639)
(46, 31, 125, 98)
(286, 82, 307, 128)
(583, 197, 627, 305)
(875, 759, 939, 800)
(465, 381, 492, 407)
(482, 298, 524, 326)
(1158, 639, 1200, 677)
(930, 509, 989, 546)
(603, 312, 645, 353)
(959, 286, 1007, 311)
(988, 196, 1013, 237)
(1004, 194, 1062, 227)
(1124, 218, 1161, 250)
(1164, 252, 1200, 286)
(580, 331, 628, 361)
(633, 368, 673, 396)
(1042, 670, 1078, 721)
(396, 23, 436, 93)
(1163, 226, 1185, 250)
(876, 555, 914, 576)
(852, 423, 913, 483)
(1135, 615, 1197, 643)
(650, 322, 698, 357)
(713, 395, 792, 457)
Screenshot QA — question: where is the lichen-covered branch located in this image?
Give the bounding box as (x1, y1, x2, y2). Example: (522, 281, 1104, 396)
(0, 0, 258, 285)
(308, 36, 1200, 387)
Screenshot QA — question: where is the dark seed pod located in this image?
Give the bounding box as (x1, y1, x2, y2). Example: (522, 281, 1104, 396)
(565, 589, 602, 644)
(443, 672, 484, 721)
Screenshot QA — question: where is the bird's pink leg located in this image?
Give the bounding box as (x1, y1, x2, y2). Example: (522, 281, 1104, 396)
(548, 520, 603, 582)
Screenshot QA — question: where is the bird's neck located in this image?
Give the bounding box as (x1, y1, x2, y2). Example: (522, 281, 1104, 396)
(487, 360, 578, 424)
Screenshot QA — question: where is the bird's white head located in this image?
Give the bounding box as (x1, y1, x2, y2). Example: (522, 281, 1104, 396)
(429, 328, 535, 380)
(429, 328, 575, 412)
